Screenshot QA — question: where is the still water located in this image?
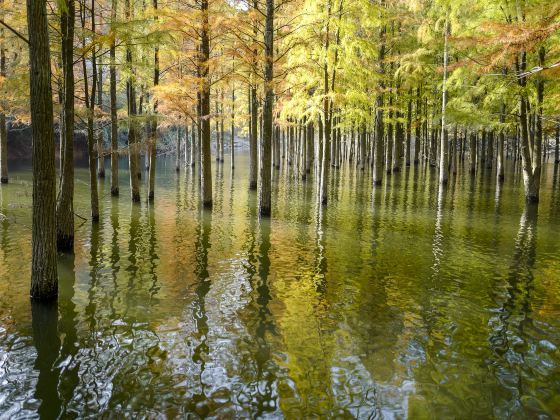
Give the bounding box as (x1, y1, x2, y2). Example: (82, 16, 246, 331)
(1, 154, 560, 418)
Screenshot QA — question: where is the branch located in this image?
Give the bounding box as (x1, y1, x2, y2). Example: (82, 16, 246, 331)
(0, 19, 29, 45)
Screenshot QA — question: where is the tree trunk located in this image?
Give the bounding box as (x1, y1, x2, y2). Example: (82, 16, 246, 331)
(175, 128, 181, 172)
(200, 0, 212, 208)
(469, 132, 476, 174)
(27, 0, 58, 299)
(231, 86, 235, 170)
(110, 0, 119, 196)
(56, 0, 76, 250)
(406, 95, 412, 166)
(555, 124, 559, 164)
(439, 20, 449, 185)
(0, 42, 7, 184)
(125, 0, 140, 202)
(373, 23, 385, 185)
(259, 0, 274, 216)
(82, 0, 100, 220)
(497, 103, 506, 182)
(148, 2, 159, 202)
(96, 63, 105, 178)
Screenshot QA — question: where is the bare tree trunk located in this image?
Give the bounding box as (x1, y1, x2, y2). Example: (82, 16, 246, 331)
(97, 62, 105, 178)
(200, 0, 212, 208)
(439, 17, 449, 185)
(373, 20, 385, 185)
(148, 4, 159, 202)
(56, 0, 75, 250)
(231, 86, 235, 171)
(469, 132, 476, 174)
(82, 0, 100, 220)
(0, 40, 7, 184)
(406, 94, 412, 166)
(249, 0, 258, 190)
(175, 128, 181, 172)
(125, 0, 140, 202)
(110, 0, 119, 196)
(27, 0, 58, 299)
(259, 0, 274, 216)
(555, 123, 559, 164)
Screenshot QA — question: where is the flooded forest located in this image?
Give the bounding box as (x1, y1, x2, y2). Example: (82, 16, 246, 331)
(0, 0, 560, 417)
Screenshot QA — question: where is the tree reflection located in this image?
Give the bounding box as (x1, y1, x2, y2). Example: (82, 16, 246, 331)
(32, 300, 62, 418)
(187, 208, 212, 416)
(57, 252, 79, 414)
(488, 204, 540, 416)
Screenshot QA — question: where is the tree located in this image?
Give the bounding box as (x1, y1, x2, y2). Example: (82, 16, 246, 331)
(259, 0, 274, 216)
(27, 0, 58, 299)
(56, 0, 76, 250)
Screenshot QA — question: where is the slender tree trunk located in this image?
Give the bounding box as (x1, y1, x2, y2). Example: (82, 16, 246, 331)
(439, 17, 449, 185)
(373, 22, 385, 185)
(259, 0, 274, 216)
(200, 0, 212, 208)
(126, 0, 140, 202)
(555, 124, 559, 164)
(110, 0, 119, 196)
(469, 132, 476, 174)
(518, 48, 543, 203)
(82, 0, 99, 220)
(190, 118, 196, 167)
(96, 63, 105, 178)
(406, 95, 412, 166)
(27, 0, 58, 299)
(0, 40, 7, 184)
(497, 103, 506, 182)
(414, 86, 421, 164)
(220, 89, 225, 162)
(249, 0, 258, 190)
(231, 86, 235, 170)
(148, 1, 159, 201)
(175, 128, 181, 171)
(56, 0, 75, 250)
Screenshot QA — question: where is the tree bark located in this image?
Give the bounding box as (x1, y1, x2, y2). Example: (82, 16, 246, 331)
(439, 18, 450, 185)
(96, 62, 105, 178)
(231, 86, 235, 170)
(27, 0, 58, 299)
(259, 0, 274, 216)
(200, 0, 212, 208)
(373, 21, 385, 185)
(148, 0, 159, 201)
(82, 0, 100, 220)
(56, 0, 76, 250)
(125, 0, 140, 202)
(110, 0, 119, 196)
(249, 0, 258, 190)
(0, 40, 7, 184)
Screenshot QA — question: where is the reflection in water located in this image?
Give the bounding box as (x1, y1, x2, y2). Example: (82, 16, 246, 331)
(31, 300, 62, 418)
(57, 252, 79, 415)
(1, 156, 560, 417)
(488, 204, 542, 417)
(187, 208, 212, 417)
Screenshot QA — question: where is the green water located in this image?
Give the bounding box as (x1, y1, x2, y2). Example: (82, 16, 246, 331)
(1, 155, 560, 418)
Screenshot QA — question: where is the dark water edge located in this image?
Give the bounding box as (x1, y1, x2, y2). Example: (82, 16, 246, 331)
(1, 154, 560, 418)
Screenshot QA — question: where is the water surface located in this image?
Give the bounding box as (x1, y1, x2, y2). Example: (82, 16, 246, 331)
(1, 155, 560, 418)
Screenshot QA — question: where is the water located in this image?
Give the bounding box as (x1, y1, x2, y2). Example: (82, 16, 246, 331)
(1, 154, 560, 418)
